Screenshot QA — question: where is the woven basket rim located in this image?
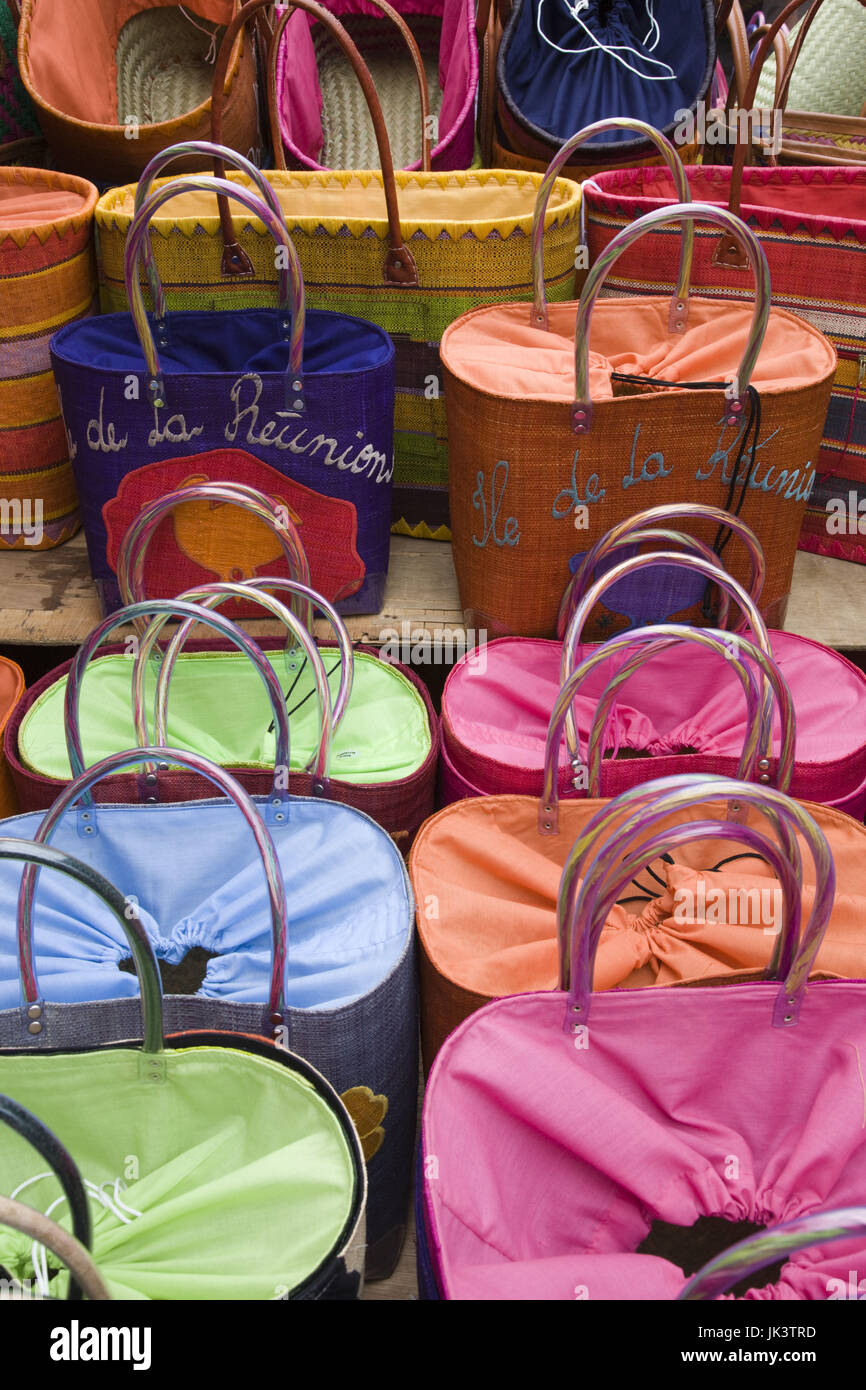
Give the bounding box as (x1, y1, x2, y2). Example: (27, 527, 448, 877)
(17, 0, 246, 138)
(0, 164, 98, 244)
(95, 168, 583, 242)
(440, 297, 839, 400)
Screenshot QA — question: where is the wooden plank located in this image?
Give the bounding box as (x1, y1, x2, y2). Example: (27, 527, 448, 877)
(0, 533, 863, 650)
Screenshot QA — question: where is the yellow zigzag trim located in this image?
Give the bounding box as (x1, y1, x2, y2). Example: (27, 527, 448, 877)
(0, 168, 98, 249)
(96, 169, 582, 244)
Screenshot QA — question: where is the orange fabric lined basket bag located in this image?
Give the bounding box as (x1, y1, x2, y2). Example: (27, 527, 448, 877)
(443, 163, 836, 639)
(16, 0, 260, 184)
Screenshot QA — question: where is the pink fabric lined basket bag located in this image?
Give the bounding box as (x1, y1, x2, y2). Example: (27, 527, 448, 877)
(274, 0, 478, 170)
(440, 505, 866, 819)
(418, 774, 866, 1300)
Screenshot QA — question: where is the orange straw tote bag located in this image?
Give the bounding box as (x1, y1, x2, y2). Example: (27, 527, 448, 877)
(16, 0, 261, 184)
(443, 178, 836, 638)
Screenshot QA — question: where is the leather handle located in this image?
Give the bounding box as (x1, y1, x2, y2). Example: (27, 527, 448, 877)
(269, 0, 432, 172)
(748, 22, 791, 111)
(202, 1, 260, 276)
(719, 0, 823, 263)
(714, 0, 735, 34)
(265, 0, 418, 283)
(0, 1196, 111, 1302)
(723, 0, 752, 113)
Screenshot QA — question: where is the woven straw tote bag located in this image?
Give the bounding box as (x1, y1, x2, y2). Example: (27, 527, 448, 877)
(416, 779, 866, 1298)
(16, 0, 260, 184)
(0, 165, 98, 551)
(272, 0, 479, 171)
(93, 0, 583, 538)
(444, 187, 835, 637)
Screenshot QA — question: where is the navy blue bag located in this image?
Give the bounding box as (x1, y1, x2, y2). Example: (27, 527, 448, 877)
(498, 0, 716, 157)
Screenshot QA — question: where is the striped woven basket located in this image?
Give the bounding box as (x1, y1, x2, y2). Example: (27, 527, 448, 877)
(0, 166, 98, 551)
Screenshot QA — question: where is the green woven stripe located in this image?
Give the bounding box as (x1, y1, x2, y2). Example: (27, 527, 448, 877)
(99, 270, 577, 332)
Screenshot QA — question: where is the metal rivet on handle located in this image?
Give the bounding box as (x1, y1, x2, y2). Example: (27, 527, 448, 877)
(758, 758, 770, 771)
(28, 1021, 43, 1035)
(27, 1004, 42, 1020)
(731, 400, 743, 413)
(759, 774, 770, 783)
(293, 398, 304, 411)
(292, 379, 302, 392)
(84, 825, 94, 835)
(145, 773, 157, 785)
(675, 320, 683, 330)
(676, 301, 684, 311)
(158, 762, 169, 771)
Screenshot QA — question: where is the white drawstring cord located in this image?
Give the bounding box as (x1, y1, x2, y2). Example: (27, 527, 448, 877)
(178, 5, 219, 63)
(6, 1171, 142, 1296)
(535, 0, 677, 81)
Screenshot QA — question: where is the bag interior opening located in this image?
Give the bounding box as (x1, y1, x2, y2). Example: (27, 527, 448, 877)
(636, 1216, 785, 1297)
(313, 13, 444, 169)
(118, 946, 219, 995)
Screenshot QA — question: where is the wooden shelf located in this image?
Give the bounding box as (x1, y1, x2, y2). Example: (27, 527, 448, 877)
(0, 533, 864, 651)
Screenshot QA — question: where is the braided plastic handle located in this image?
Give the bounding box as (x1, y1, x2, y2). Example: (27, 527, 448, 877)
(116, 481, 312, 633)
(565, 815, 801, 1009)
(3, 837, 164, 1056)
(538, 625, 795, 829)
(531, 118, 694, 332)
(124, 175, 306, 413)
(134, 582, 333, 790)
(556, 503, 766, 640)
(562, 775, 834, 1026)
(131, 141, 289, 323)
(19, 749, 291, 1036)
(558, 528, 733, 640)
(561, 551, 773, 762)
(64, 600, 292, 811)
(679, 1206, 866, 1300)
(179, 576, 355, 731)
(572, 203, 770, 434)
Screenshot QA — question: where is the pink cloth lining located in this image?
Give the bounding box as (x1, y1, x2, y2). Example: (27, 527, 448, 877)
(422, 982, 866, 1299)
(440, 634, 866, 813)
(274, 0, 477, 171)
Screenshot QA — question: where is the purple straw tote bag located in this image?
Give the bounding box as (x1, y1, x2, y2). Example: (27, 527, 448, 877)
(50, 173, 396, 616)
